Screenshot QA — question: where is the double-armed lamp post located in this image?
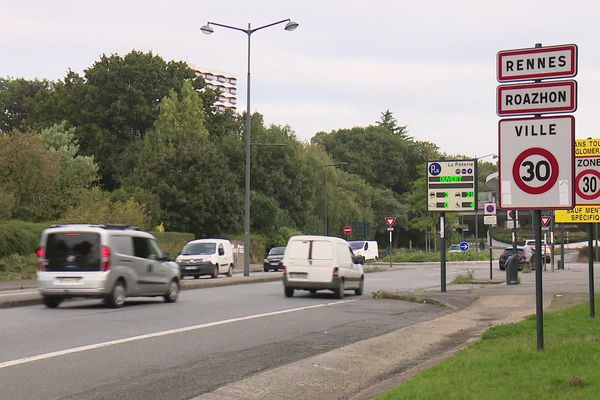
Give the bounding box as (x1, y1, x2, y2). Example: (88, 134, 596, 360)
(201, 19, 298, 276)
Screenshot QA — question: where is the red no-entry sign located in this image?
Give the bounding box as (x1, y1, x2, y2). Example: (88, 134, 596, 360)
(343, 226, 352, 235)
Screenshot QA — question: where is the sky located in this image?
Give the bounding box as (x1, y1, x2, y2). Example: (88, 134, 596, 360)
(2, 0, 599, 158)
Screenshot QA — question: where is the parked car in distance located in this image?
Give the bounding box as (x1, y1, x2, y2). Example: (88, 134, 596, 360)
(176, 239, 234, 279)
(349, 240, 379, 262)
(523, 239, 551, 263)
(36, 224, 180, 308)
(264, 246, 286, 272)
(498, 246, 530, 271)
(282, 235, 364, 299)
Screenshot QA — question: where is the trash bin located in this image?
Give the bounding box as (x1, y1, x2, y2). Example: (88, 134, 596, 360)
(505, 254, 519, 285)
(558, 260, 564, 270)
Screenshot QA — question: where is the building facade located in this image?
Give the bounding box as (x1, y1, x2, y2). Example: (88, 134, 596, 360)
(190, 65, 237, 112)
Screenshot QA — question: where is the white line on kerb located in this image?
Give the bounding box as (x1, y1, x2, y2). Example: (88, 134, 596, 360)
(0, 299, 356, 370)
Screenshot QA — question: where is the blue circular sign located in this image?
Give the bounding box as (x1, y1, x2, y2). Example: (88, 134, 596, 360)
(459, 241, 469, 251)
(429, 162, 442, 176)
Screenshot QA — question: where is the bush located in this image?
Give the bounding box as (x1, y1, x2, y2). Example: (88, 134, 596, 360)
(0, 220, 49, 258)
(153, 231, 195, 259)
(0, 254, 37, 280)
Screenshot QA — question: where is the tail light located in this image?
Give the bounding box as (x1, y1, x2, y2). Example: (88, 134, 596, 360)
(332, 267, 339, 278)
(37, 247, 47, 271)
(101, 245, 111, 271)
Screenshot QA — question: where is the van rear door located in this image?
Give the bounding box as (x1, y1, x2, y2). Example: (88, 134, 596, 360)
(286, 239, 334, 282)
(45, 232, 101, 271)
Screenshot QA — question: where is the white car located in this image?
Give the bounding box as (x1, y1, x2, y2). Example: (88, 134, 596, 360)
(176, 239, 235, 279)
(282, 235, 364, 298)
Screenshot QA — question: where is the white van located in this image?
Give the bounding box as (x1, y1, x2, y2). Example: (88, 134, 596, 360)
(282, 235, 364, 298)
(349, 240, 379, 262)
(176, 239, 235, 279)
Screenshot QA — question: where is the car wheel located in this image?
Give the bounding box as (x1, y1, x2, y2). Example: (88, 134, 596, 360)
(164, 279, 180, 303)
(212, 264, 219, 279)
(43, 296, 62, 309)
(355, 277, 364, 296)
(264, 267, 269, 272)
(105, 280, 126, 308)
(284, 286, 294, 297)
(334, 279, 345, 299)
(226, 264, 233, 277)
(499, 263, 505, 271)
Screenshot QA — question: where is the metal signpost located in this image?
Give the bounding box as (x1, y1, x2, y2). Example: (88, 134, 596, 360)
(555, 138, 600, 318)
(484, 202, 497, 279)
(385, 217, 396, 268)
(428, 160, 476, 292)
(497, 43, 578, 350)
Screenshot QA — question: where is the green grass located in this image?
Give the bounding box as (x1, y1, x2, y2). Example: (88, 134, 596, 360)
(377, 299, 600, 400)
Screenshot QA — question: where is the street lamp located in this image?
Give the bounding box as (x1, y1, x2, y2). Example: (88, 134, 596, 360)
(323, 162, 348, 236)
(201, 19, 298, 277)
(473, 153, 498, 253)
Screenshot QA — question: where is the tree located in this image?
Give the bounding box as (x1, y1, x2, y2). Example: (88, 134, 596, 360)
(0, 132, 61, 220)
(0, 77, 50, 133)
(27, 51, 204, 190)
(376, 109, 410, 139)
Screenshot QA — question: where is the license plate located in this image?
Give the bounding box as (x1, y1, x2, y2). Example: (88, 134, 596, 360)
(289, 272, 307, 279)
(57, 277, 81, 284)
(185, 266, 197, 270)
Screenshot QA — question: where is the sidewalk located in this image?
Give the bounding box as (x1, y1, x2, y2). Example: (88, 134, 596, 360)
(193, 264, 595, 400)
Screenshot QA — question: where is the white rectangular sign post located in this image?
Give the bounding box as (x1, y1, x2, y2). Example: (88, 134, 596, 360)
(497, 80, 577, 116)
(499, 115, 575, 210)
(497, 44, 577, 82)
(497, 43, 579, 351)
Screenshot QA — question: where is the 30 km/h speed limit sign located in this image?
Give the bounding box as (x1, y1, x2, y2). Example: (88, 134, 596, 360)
(499, 115, 575, 210)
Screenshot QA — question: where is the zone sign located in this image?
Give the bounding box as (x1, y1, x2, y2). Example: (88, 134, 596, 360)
(499, 115, 575, 210)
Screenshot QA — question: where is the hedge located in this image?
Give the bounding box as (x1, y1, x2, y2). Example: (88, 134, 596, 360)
(0, 220, 49, 257)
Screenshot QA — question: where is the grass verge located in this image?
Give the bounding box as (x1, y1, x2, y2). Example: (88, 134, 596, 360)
(377, 298, 600, 400)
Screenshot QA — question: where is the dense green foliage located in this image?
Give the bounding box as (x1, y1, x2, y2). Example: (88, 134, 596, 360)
(378, 299, 600, 399)
(0, 220, 49, 257)
(0, 50, 505, 260)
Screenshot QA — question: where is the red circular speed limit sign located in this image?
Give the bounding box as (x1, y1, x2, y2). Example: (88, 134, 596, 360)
(575, 169, 600, 200)
(512, 147, 560, 195)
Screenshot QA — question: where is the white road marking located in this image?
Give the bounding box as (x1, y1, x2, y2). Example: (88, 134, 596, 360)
(0, 299, 356, 369)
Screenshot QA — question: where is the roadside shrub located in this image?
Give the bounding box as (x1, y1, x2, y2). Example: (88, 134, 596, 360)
(0, 253, 37, 280)
(0, 220, 49, 257)
(153, 231, 195, 259)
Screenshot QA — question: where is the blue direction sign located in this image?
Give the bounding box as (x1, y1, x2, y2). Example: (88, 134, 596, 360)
(459, 241, 469, 252)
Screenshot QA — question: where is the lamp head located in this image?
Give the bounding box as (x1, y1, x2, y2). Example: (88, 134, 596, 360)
(200, 24, 214, 34)
(284, 20, 299, 31)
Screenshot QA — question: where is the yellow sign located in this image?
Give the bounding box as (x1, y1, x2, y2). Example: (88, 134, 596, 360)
(575, 138, 600, 156)
(556, 206, 600, 223)
(556, 138, 600, 223)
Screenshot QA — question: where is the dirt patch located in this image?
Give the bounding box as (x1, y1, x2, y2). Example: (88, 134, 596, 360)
(547, 293, 589, 312)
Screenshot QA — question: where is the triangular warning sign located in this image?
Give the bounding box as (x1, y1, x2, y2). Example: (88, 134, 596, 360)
(541, 215, 551, 227)
(385, 217, 396, 229)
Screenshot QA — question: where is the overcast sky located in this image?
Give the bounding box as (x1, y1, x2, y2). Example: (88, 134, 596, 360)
(2, 0, 599, 158)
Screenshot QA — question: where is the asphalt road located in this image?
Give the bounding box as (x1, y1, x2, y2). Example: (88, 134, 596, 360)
(0, 260, 570, 400)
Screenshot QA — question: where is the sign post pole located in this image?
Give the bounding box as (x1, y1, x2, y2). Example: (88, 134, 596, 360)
(488, 228, 493, 280)
(534, 210, 544, 350)
(389, 230, 392, 269)
(440, 212, 446, 293)
(588, 224, 596, 318)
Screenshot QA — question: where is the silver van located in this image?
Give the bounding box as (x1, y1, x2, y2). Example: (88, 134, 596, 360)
(36, 224, 181, 308)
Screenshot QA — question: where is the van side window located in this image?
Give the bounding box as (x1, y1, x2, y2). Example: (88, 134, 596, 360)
(111, 236, 133, 256)
(133, 237, 150, 258)
(218, 244, 225, 256)
(147, 239, 164, 260)
(364, 242, 368, 250)
(336, 243, 352, 268)
(312, 241, 333, 260)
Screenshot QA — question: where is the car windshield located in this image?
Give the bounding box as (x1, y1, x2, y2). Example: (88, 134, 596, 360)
(269, 247, 285, 256)
(181, 242, 216, 255)
(349, 241, 364, 251)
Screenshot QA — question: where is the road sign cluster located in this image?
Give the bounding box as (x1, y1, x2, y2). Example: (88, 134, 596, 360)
(497, 44, 577, 210)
